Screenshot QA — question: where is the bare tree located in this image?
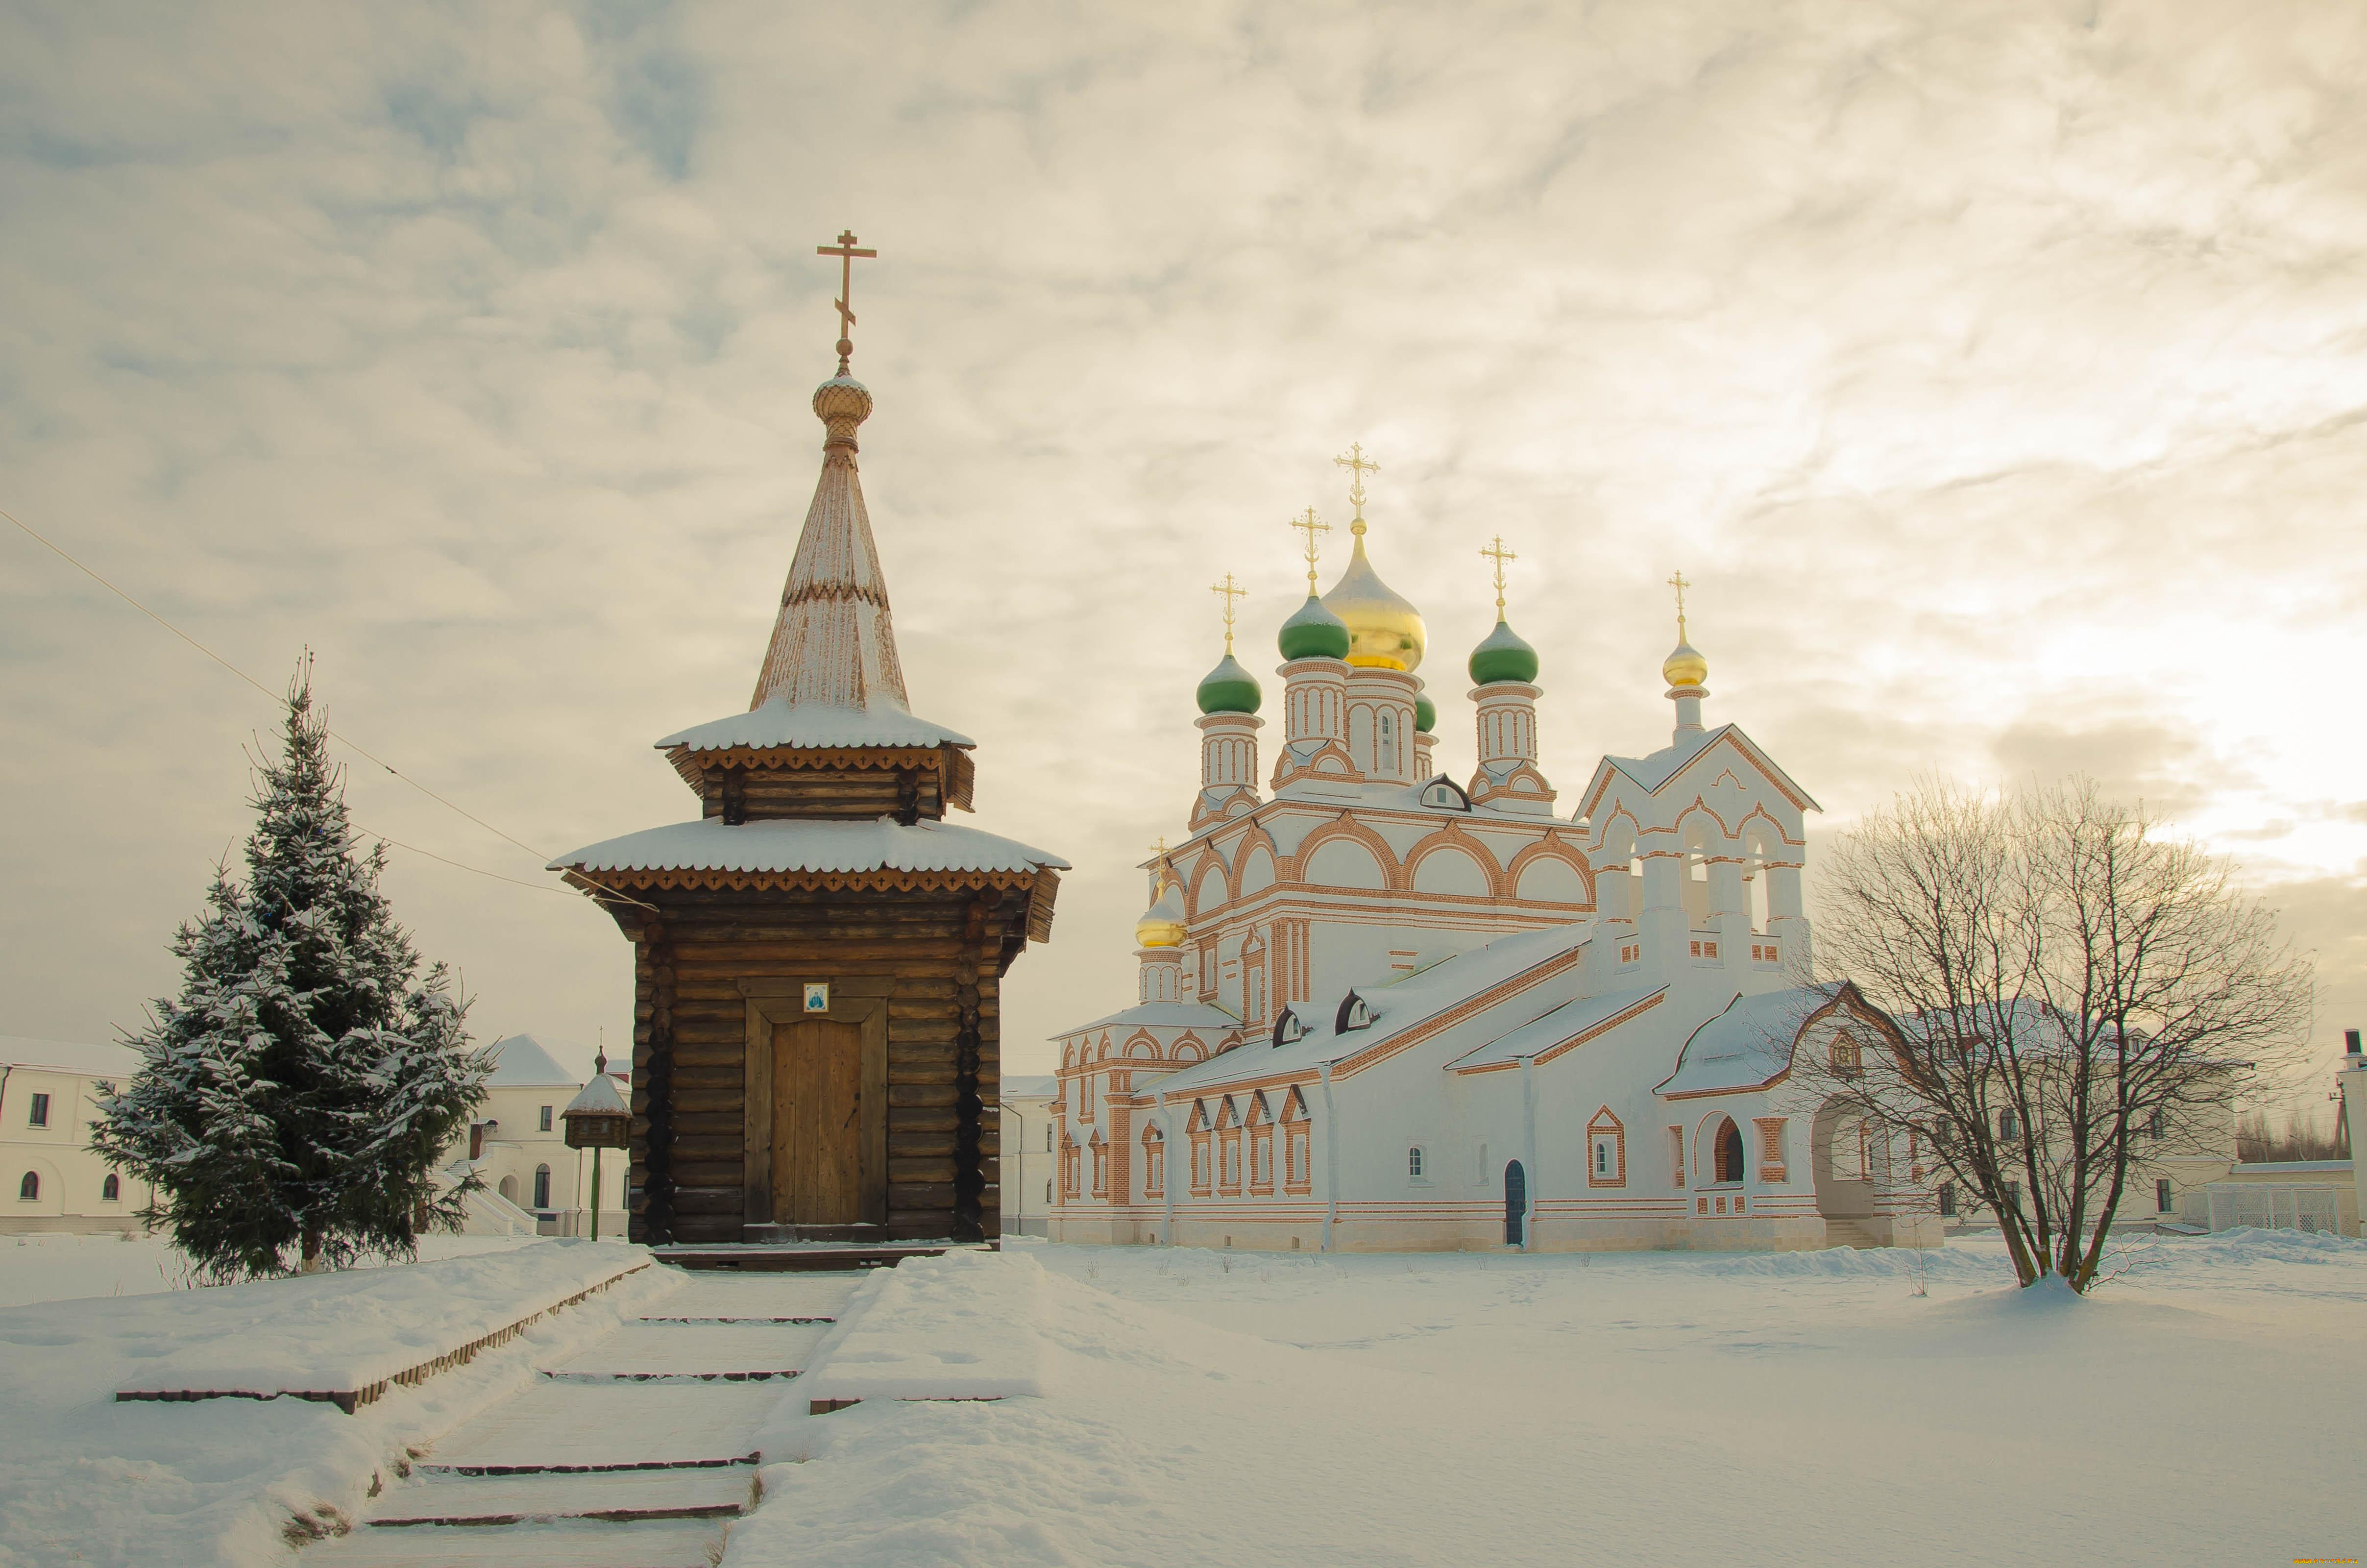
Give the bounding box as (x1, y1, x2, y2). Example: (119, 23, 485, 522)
(1804, 776, 2313, 1293)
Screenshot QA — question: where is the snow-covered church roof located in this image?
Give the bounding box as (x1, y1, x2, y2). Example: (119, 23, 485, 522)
(483, 1034, 580, 1088)
(551, 816, 1070, 879)
(1447, 985, 1667, 1073)
(1654, 983, 1846, 1098)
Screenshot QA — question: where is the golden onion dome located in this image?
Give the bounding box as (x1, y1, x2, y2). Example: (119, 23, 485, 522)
(1321, 535, 1427, 672)
(1134, 879, 1187, 949)
(1663, 637, 1708, 689)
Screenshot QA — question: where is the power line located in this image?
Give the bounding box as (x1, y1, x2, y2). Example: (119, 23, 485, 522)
(3, 501, 559, 871)
(2, 500, 652, 910)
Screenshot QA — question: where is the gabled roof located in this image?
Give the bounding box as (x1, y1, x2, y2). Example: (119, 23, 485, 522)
(563, 1070, 628, 1115)
(551, 816, 1069, 878)
(1448, 985, 1667, 1073)
(1581, 722, 1822, 822)
(1154, 924, 1591, 1096)
(1654, 982, 1845, 1099)
(485, 1033, 579, 1088)
(1053, 1000, 1240, 1039)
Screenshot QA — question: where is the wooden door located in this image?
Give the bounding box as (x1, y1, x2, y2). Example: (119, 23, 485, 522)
(772, 1019, 865, 1225)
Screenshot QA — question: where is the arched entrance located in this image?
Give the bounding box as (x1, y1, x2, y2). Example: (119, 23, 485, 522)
(1713, 1118, 1745, 1183)
(1504, 1159, 1527, 1247)
(1811, 1097, 1875, 1220)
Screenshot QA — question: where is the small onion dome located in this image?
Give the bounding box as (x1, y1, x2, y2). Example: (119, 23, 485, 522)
(1415, 692, 1437, 734)
(1662, 637, 1708, 689)
(1278, 593, 1352, 662)
(1322, 538, 1427, 670)
(1135, 880, 1188, 948)
(812, 373, 873, 425)
(1468, 617, 1539, 686)
(1196, 651, 1262, 714)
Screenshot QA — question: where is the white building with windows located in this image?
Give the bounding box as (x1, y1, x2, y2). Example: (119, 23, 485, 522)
(0, 1037, 152, 1235)
(1045, 474, 1935, 1253)
(998, 1075, 1058, 1237)
(441, 1034, 629, 1237)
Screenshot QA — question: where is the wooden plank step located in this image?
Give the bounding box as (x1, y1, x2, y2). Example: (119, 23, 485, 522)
(306, 1518, 725, 1567)
(541, 1323, 827, 1383)
(365, 1469, 752, 1527)
(419, 1382, 779, 1476)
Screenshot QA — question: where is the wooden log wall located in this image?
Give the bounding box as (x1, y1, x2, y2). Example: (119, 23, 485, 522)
(620, 885, 1022, 1245)
(698, 764, 944, 824)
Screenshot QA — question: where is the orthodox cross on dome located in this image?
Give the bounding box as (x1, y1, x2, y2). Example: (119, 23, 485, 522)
(1481, 535, 1518, 615)
(1210, 573, 1246, 654)
(816, 228, 878, 374)
(1668, 568, 1692, 637)
(1289, 507, 1328, 592)
(1334, 442, 1379, 537)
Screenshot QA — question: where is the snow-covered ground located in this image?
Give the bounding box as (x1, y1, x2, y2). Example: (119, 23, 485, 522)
(0, 1230, 546, 1311)
(0, 1238, 674, 1568)
(739, 1233, 2367, 1567)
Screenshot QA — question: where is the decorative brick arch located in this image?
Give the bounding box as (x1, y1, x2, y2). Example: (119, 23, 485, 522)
(1124, 1029, 1161, 1060)
(1675, 799, 1737, 849)
(1504, 837, 1594, 906)
(1228, 821, 1283, 898)
(1096, 1031, 1115, 1060)
(1590, 808, 1643, 866)
(1399, 823, 1509, 897)
(1186, 851, 1230, 919)
(1061, 1041, 1077, 1069)
(1285, 814, 1402, 888)
(1172, 1032, 1209, 1064)
(1736, 805, 1801, 856)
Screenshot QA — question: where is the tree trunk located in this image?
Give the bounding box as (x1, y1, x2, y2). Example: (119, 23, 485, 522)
(299, 1224, 324, 1274)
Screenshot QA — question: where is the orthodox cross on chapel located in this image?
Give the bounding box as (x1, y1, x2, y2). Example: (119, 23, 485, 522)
(1290, 507, 1328, 592)
(1668, 569, 1692, 637)
(816, 229, 878, 373)
(1334, 442, 1379, 535)
(1481, 535, 1518, 614)
(1209, 573, 1245, 654)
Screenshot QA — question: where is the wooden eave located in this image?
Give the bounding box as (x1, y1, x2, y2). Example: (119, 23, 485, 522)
(665, 741, 976, 811)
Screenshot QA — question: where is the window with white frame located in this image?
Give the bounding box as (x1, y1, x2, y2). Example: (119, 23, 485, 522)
(1407, 1145, 1427, 1182)
(27, 1093, 50, 1128)
(1592, 1137, 1616, 1178)
(2155, 1177, 2173, 1213)
(538, 1104, 553, 1132)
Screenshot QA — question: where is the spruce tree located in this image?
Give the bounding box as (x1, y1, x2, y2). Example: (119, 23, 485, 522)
(93, 671, 491, 1279)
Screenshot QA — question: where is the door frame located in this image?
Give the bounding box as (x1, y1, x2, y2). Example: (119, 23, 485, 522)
(741, 979, 891, 1228)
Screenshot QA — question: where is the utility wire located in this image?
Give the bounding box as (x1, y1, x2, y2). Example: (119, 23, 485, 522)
(3, 500, 650, 910)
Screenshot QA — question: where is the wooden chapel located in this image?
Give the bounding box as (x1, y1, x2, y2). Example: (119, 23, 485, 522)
(552, 234, 1066, 1245)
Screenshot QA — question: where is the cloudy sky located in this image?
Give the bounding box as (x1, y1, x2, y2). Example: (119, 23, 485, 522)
(3, 1, 2363, 1094)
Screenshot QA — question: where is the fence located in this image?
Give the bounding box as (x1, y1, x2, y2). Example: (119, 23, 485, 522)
(2203, 1183, 2342, 1234)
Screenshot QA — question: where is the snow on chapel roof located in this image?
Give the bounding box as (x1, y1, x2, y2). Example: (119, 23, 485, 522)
(657, 698, 975, 755)
(551, 816, 1070, 879)
(1654, 982, 1845, 1099)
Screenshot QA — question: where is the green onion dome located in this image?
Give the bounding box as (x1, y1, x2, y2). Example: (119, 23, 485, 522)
(1196, 651, 1263, 714)
(1468, 616, 1539, 686)
(1277, 593, 1352, 662)
(1415, 692, 1437, 734)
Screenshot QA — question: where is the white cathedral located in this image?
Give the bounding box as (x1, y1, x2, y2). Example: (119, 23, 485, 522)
(1044, 455, 1940, 1253)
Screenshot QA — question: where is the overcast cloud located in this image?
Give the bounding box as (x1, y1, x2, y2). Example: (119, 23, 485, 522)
(3, 1, 2363, 1094)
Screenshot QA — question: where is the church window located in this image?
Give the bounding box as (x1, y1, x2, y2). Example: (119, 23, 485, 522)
(102, 1173, 120, 1202)
(1143, 1126, 1165, 1198)
(1046, 1126, 1053, 1152)
(1668, 1128, 1684, 1187)
(1407, 1146, 1427, 1182)
(1045, 1178, 1053, 1204)
(539, 1105, 553, 1132)
(17, 1172, 36, 1201)
(533, 1165, 552, 1210)
(27, 1093, 49, 1128)
(1998, 1108, 2019, 1141)
(1335, 992, 1375, 1033)
(1090, 1138, 1108, 1198)
(1587, 1107, 1626, 1188)
(1222, 1139, 1240, 1189)
(1379, 711, 1395, 774)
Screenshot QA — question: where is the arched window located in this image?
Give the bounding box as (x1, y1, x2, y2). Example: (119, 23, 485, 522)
(1407, 1146, 1425, 1180)
(1713, 1120, 1744, 1184)
(16, 1171, 36, 1201)
(1379, 710, 1396, 774)
(1142, 1125, 1166, 1198)
(1586, 1107, 1626, 1188)
(101, 1173, 120, 1203)
(533, 1164, 552, 1210)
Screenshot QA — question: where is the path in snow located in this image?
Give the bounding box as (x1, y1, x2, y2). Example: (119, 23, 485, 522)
(308, 1273, 857, 1568)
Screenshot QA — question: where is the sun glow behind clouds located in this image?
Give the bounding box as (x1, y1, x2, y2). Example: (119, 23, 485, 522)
(0, 0, 2363, 1078)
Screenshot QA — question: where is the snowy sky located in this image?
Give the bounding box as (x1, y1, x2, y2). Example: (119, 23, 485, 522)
(3, 2, 2363, 1092)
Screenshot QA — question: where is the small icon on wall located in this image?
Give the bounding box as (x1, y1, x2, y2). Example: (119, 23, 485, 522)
(802, 982, 830, 1014)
